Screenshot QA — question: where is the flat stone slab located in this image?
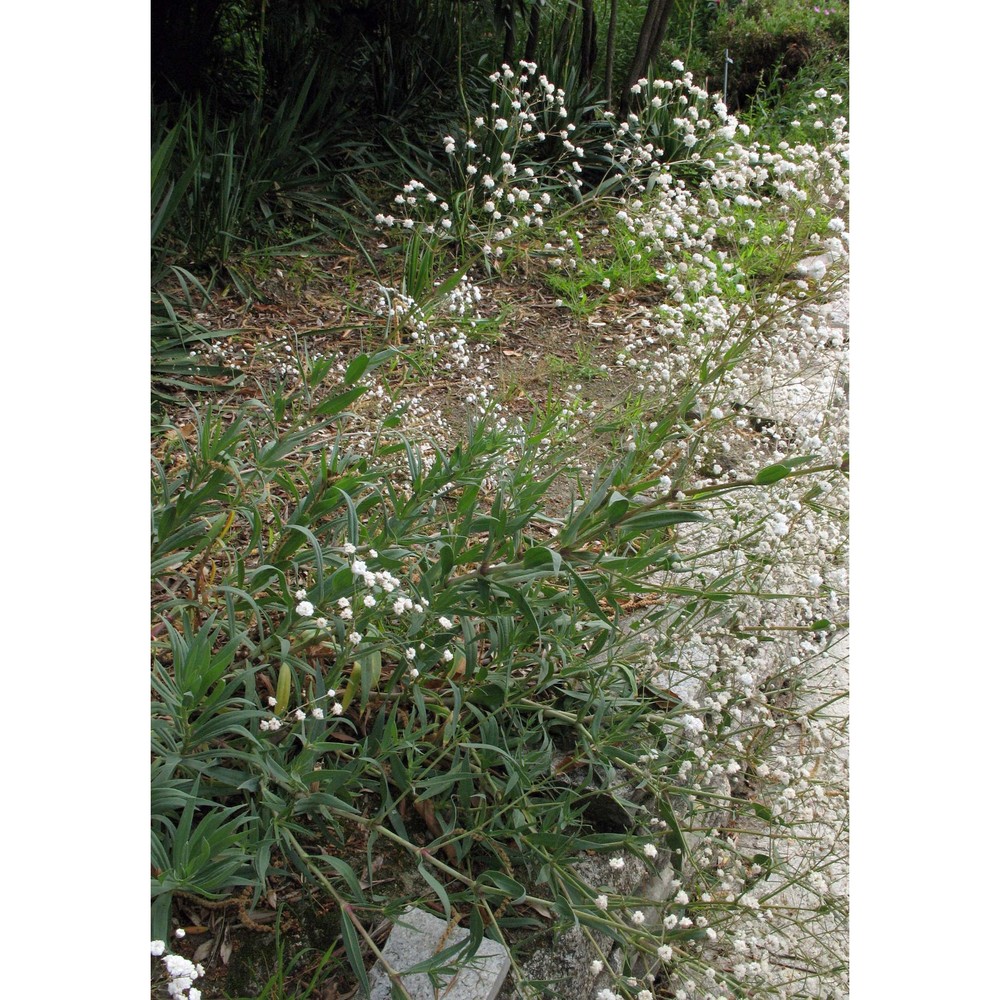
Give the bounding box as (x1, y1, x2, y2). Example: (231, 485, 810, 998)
(368, 906, 510, 1000)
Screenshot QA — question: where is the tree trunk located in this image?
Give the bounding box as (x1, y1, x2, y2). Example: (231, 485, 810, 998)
(524, 0, 541, 65)
(604, 0, 618, 106)
(500, 0, 517, 68)
(580, 0, 597, 86)
(618, 0, 675, 113)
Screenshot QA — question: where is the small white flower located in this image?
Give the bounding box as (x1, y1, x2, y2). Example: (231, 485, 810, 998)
(590, 960, 603, 975)
(296, 600, 315, 617)
(675, 890, 689, 904)
(348, 631, 362, 645)
(326, 689, 337, 698)
(657, 944, 673, 962)
(595, 894, 608, 910)
(295, 588, 308, 600)
(312, 708, 324, 720)
(294, 709, 306, 722)
(643, 843, 658, 858)
(174, 928, 186, 939)
(442, 649, 454, 663)
(405, 647, 417, 660)
(631, 910, 646, 925)
(438, 616, 454, 629)
(331, 702, 344, 716)
(351, 559, 368, 576)
(363, 594, 377, 608)
(267, 696, 277, 707)
(609, 856, 625, 871)
(409, 667, 420, 679)
(151, 941, 165, 956)
(163, 955, 198, 979)
(638, 992, 654, 1000)
(315, 617, 328, 628)
(343, 542, 357, 555)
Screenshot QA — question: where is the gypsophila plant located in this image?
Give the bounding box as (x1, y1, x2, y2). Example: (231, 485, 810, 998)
(152, 49, 848, 1000)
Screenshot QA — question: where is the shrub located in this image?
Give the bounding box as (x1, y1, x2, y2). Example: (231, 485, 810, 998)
(708, 0, 848, 110)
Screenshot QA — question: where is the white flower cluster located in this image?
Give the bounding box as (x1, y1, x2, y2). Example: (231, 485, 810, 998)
(150, 942, 204, 999)
(376, 61, 580, 256)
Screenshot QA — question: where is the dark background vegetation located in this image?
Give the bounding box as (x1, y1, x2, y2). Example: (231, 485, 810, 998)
(152, 0, 848, 286)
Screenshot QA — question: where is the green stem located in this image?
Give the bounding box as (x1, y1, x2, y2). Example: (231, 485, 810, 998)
(285, 832, 415, 999)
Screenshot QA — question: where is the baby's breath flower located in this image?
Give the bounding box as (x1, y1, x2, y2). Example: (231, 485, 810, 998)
(363, 594, 377, 608)
(657, 944, 673, 962)
(631, 910, 646, 925)
(590, 960, 603, 975)
(438, 615, 454, 629)
(442, 649, 454, 663)
(351, 559, 367, 576)
(315, 617, 328, 628)
(595, 893, 608, 910)
(343, 542, 356, 555)
(311, 708, 324, 720)
(151, 941, 166, 956)
(294, 588, 308, 600)
(294, 709, 306, 722)
(295, 600, 314, 617)
(609, 856, 625, 871)
(331, 702, 344, 716)
(643, 843, 658, 858)
(267, 696, 277, 707)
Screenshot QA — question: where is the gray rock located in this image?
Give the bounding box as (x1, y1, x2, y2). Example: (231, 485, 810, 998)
(369, 906, 510, 1000)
